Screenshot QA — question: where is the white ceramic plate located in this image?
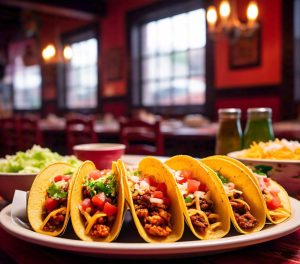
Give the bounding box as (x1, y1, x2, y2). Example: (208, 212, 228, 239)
(1, 198, 299, 258)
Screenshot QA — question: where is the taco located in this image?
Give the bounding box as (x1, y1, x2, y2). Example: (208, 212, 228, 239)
(27, 162, 77, 236)
(201, 156, 266, 234)
(213, 155, 291, 224)
(70, 160, 125, 242)
(118, 157, 184, 243)
(165, 155, 231, 239)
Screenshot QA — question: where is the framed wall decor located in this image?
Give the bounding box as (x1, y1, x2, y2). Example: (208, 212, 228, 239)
(229, 28, 261, 69)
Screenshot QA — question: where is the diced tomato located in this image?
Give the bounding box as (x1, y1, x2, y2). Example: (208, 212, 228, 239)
(180, 170, 192, 179)
(198, 183, 207, 192)
(266, 196, 281, 210)
(153, 191, 164, 199)
(103, 202, 118, 217)
(54, 175, 63, 182)
(157, 182, 167, 194)
(177, 177, 187, 184)
(163, 197, 171, 207)
(81, 198, 92, 211)
(89, 170, 102, 180)
(263, 177, 271, 187)
(148, 177, 158, 187)
(63, 175, 71, 181)
(91, 192, 106, 210)
(187, 179, 201, 194)
(45, 198, 59, 212)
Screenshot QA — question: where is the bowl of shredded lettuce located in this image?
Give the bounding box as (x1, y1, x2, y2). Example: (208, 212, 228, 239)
(0, 145, 82, 201)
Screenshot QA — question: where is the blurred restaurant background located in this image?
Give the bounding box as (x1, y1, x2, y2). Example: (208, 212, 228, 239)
(0, 0, 300, 157)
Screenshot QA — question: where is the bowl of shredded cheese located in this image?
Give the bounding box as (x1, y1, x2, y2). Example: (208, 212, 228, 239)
(228, 139, 300, 197)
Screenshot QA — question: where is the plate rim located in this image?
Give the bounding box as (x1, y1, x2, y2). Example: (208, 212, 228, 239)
(1, 197, 300, 257)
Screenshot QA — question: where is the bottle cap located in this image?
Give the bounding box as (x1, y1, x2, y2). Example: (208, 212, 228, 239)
(218, 108, 241, 119)
(247, 108, 272, 119)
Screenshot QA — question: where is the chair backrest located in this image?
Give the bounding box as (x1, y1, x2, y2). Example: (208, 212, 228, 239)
(66, 115, 98, 154)
(119, 116, 164, 156)
(17, 116, 43, 151)
(0, 117, 18, 155)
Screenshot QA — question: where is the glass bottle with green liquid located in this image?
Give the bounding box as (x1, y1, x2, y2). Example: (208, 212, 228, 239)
(243, 108, 275, 148)
(215, 108, 242, 155)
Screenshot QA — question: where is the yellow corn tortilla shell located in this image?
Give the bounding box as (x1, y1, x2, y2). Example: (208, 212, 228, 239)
(118, 156, 184, 243)
(201, 156, 266, 234)
(70, 160, 125, 242)
(214, 155, 291, 224)
(165, 155, 231, 240)
(27, 162, 76, 236)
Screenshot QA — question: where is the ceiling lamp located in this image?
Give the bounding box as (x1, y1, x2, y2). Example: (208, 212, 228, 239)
(206, 0, 259, 42)
(42, 44, 56, 61)
(63, 45, 73, 60)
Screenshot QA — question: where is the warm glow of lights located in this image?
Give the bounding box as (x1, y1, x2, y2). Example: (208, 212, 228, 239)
(207, 6, 218, 26)
(219, 1, 231, 20)
(247, 1, 259, 22)
(63, 46, 73, 60)
(42, 44, 56, 60)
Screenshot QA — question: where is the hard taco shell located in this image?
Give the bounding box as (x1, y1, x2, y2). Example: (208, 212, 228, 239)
(118, 156, 184, 243)
(201, 156, 266, 234)
(70, 160, 125, 242)
(165, 155, 231, 239)
(213, 155, 291, 224)
(27, 162, 76, 236)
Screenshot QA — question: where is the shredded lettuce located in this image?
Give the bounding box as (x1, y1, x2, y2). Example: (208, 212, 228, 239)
(0, 145, 82, 173)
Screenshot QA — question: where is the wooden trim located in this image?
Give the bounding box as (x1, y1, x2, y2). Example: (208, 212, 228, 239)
(101, 96, 128, 103)
(216, 85, 279, 98)
(281, 0, 296, 119)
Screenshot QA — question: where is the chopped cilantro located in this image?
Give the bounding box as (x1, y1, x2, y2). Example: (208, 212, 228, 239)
(185, 196, 192, 203)
(254, 165, 272, 175)
(216, 172, 229, 184)
(84, 173, 116, 197)
(47, 182, 67, 199)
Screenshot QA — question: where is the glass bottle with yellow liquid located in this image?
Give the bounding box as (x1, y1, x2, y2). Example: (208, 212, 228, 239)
(215, 108, 242, 155)
(243, 107, 275, 148)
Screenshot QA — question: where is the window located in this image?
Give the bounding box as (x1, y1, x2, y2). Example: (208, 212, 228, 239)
(130, 2, 207, 112)
(62, 28, 98, 109)
(13, 57, 41, 110)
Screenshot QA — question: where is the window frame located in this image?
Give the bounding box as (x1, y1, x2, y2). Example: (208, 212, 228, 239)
(60, 24, 100, 113)
(127, 0, 214, 117)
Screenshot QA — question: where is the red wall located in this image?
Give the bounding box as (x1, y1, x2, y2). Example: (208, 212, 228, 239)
(215, 0, 282, 88)
(100, 0, 157, 97)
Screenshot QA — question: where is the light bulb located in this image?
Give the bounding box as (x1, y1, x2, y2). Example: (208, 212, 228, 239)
(207, 6, 218, 26)
(63, 46, 73, 60)
(247, 1, 259, 22)
(42, 44, 56, 60)
(219, 1, 231, 20)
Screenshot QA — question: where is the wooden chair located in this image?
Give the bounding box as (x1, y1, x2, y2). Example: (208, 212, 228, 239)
(0, 117, 18, 156)
(17, 115, 43, 151)
(119, 116, 164, 156)
(66, 115, 98, 154)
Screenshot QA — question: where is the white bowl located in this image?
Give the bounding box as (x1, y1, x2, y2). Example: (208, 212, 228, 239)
(228, 150, 300, 198)
(0, 172, 37, 201)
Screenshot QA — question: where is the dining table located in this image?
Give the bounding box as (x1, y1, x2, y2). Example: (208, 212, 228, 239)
(0, 155, 299, 264)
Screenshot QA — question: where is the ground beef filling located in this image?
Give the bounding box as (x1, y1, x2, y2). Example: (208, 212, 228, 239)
(188, 197, 217, 233)
(89, 216, 115, 238)
(133, 194, 172, 237)
(230, 194, 258, 230)
(42, 198, 67, 232)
